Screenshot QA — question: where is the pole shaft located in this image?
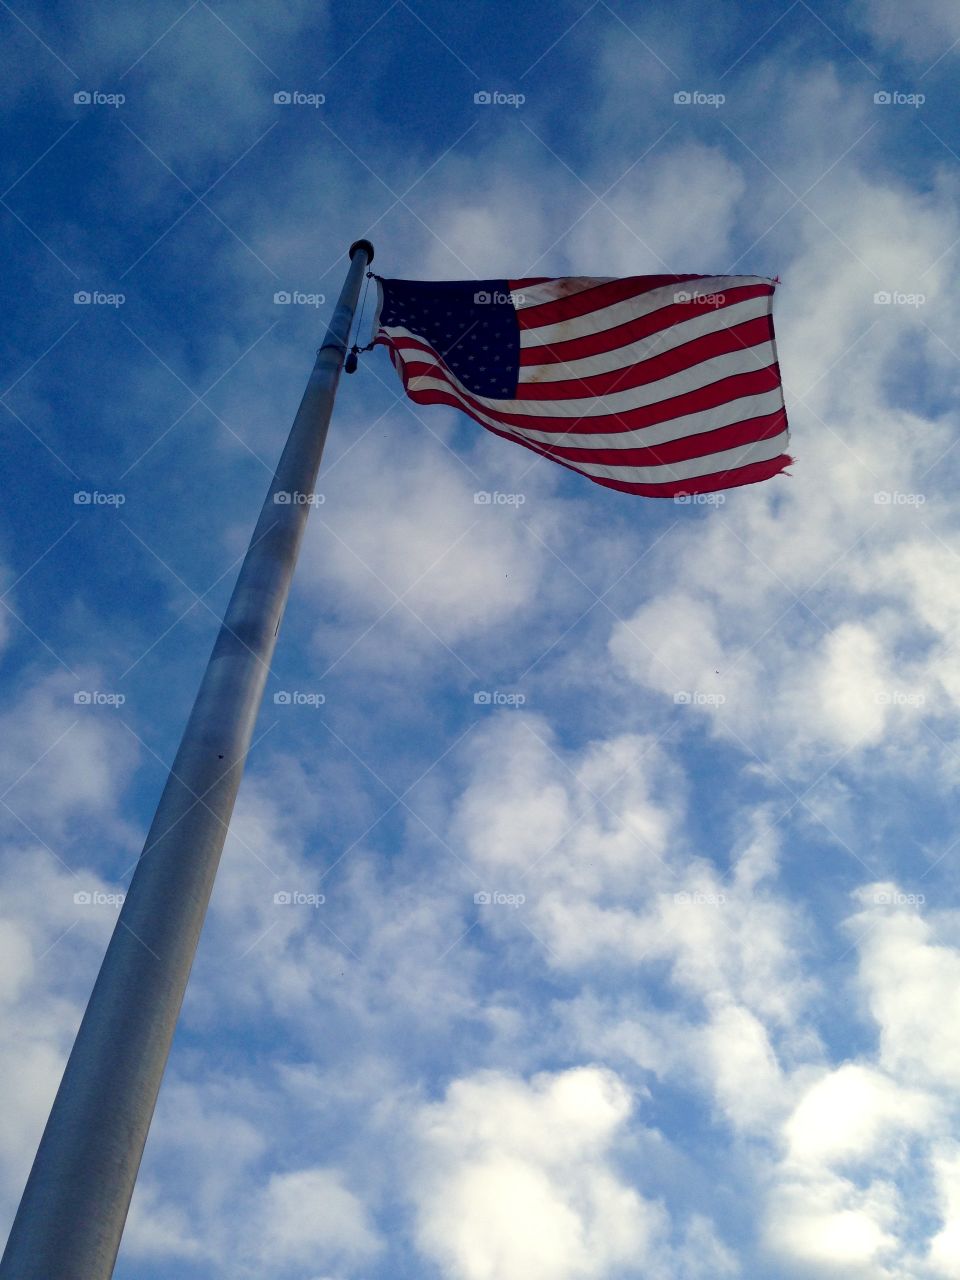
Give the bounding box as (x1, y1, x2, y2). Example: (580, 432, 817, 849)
(0, 241, 374, 1280)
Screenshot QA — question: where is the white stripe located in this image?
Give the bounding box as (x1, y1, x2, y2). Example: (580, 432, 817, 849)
(399, 353, 788, 481)
(569, 432, 790, 484)
(519, 275, 770, 349)
(398, 340, 778, 419)
(512, 277, 615, 310)
(480, 389, 784, 450)
(518, 294, 772, 385)
(398, 353, 784, 453)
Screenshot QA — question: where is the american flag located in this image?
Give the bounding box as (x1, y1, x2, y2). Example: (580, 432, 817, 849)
(372, 274, 790, 498)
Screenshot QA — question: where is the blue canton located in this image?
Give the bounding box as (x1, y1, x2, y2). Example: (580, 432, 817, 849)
(378, 278, 520, 399)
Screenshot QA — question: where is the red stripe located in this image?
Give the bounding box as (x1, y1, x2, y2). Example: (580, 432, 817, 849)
(516, 274, 710, 330)
(518, 282, 773, 367)
(515, 315, 774, 400)
(534, 409, 787, 467)
(389, 341, 783, 436)
(380, 337, 790, 496)
(584, 454, 792, 497)
(403, 383, 786, 475)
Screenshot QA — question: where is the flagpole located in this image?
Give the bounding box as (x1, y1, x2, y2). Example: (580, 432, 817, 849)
(0, 238, 374, 1280)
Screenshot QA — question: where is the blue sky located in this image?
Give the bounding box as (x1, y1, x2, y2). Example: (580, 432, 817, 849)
(4, 1, 960, 1277)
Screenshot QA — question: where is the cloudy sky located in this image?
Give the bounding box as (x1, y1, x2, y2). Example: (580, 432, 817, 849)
(3, 1, 960, 1277)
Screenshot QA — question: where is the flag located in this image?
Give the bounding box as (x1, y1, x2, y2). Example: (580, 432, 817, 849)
(372, 274, 790, 498)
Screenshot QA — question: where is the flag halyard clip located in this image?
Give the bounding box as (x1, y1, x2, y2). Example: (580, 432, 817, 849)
(345, 339, 374, 374)
(344, 268, 377, 373)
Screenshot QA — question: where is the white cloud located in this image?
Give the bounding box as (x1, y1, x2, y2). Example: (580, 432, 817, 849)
(757, 890, 960, 1277)
(593, 124, 960, 777)
(854, 0, 960, 61)
(297, 423, 554, 655)
(253, 1166, 382, 1271)
(453, 718, 811, 1034)
(575, 142, 748, 274)
(847, 885, 960, 1089)
(764, 1169, 901, 1277)
(0, 669, 138, 842)
(452, 715, 681, 897)
(785, 1063, 936, 1165)
(0, 853, 142, 1213)
(412, 1067, 671, 1280)
(123, 1181, 204, 1260)
(927, 1145, 960, 1275)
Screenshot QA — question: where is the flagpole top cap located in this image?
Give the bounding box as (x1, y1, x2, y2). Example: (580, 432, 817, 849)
(349, 239, 375, 264)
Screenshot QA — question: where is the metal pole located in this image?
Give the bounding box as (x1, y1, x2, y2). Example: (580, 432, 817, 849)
(0, 239, 375, 1280)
